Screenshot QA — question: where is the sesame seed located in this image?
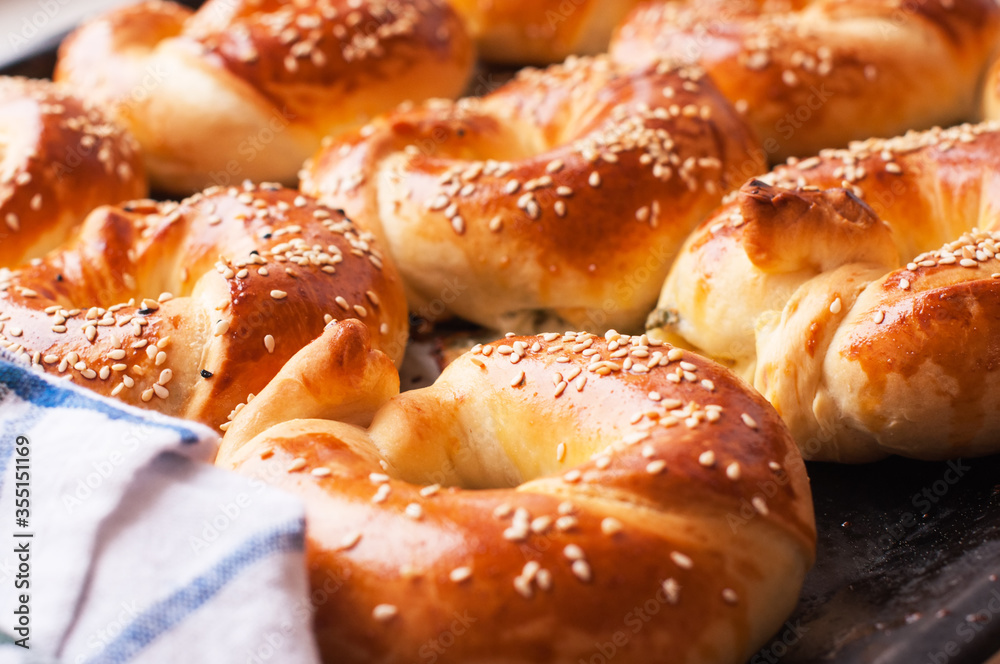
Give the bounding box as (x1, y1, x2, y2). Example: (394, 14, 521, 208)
(264, 334, 275, 353)
(405, 503, 423, 519)
(288, 458, 307, 472)
(874, 311, 885, 324)
(338, 531, 362, 550)
(419, 484, 441, 497)
(372, 604, 398, 622)
(450, 567, 472, 583)
(752, 496, 769, 515)
(741, 413, 758, 429)
(830, 297, 842, 314)
(722, 588, 739, 604)
(270, 290, 288, 300)
(698, 451, 716, 467)
(372, 484, 391, 503)
(670, 552, 693, 569)
(601, 517, 623, 535)
(662, 579, 680, 604)
(213, 320, 230, 336)
(310, 467, 331, 477)
(646, 460, 667, 474)
(571, 560, 592, 583)
(726, 462, 741, 480)
(513, 576, 533, 598)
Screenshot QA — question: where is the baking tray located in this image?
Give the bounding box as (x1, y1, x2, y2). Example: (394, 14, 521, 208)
(6, 5, 1000, 663)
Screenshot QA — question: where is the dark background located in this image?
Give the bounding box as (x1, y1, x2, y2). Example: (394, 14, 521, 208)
(4, 2, 1000, 662)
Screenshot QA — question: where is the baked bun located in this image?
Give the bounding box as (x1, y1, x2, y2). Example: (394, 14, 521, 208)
(0, 183, 407, 430)
(301, 56, 764, 334)
(611, 0, 1000, 161)
(447, 0, 643, 64)
(217, 319, 815, 664)
(649, 121, 1000, 462)
(54, 0, 474, 194)
(0, 77, 145, 267)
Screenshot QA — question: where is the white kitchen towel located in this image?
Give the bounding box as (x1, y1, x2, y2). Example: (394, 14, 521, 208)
(0, 352, 320, 664)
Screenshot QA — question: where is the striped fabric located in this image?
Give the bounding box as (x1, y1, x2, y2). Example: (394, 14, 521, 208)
(0, 352, 320, 663)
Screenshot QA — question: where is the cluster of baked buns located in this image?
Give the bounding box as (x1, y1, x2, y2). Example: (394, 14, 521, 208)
(3, 0, 1000, 661)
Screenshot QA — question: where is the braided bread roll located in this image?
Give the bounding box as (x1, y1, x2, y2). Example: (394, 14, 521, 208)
(54, 0, 474, 194)
(611, 0, 1000, 161)
(0, 77, 145, 267)
(650, 121, 1000, 462)
(0, 184, 407, 430)
(301, 56, 764, 334)
(447, 0, 644, 64)
(218, 319, 815, 664)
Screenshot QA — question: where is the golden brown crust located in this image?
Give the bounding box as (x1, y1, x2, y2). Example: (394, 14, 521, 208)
(0, 77, 146, 268)
(55, 0, 474, 193)
(217, 320, 814, 664)
(651, 121, 1000, 461)
(301, 56, 764, 334)
(0, 185, 407, 431)
(447, 0, 644, 64)
(611, 0, 1000, 161)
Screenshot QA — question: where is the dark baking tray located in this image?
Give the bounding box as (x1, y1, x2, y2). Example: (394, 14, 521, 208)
(754, 455, 1000, 664)
(6, 6, 1000, 663)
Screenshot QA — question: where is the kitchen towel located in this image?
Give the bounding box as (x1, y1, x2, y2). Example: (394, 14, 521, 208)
(0, 351, 320, 664)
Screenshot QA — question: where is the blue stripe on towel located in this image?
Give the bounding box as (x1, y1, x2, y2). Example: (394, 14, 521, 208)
(0, 358, 202, 443)
(0, 356, 205, 496)
(85, 519, 306, 664)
